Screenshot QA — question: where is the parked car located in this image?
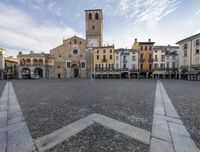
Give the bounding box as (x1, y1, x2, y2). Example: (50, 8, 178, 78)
(31, 75, 40, 80)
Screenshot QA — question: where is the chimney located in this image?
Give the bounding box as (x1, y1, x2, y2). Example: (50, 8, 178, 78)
(135, 38, 137, 42)
(148, 39, 151, 42)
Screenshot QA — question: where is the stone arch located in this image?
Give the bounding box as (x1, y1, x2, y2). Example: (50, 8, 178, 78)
(71, 63, 79, 78)
(89, 13, 92, 20)
(26, 59, 31, 65)
(20, 58, 25, 66)
(33, 59, 38, 65)
(95, 12, 99, 20)
(39, 59, 44, 65)
(34, 68, 43, 78)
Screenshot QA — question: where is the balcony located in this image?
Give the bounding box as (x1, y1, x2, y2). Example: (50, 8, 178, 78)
(148, 59, 154, 63)
(180, 65, 189, 69)
(191, 64, 200, 69)
(101, 59, 107, 62)
(139, 59, 145, 62)
(123, 59, 128, 63)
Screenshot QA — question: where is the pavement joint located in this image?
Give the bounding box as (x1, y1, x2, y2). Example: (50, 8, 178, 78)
(150, 81, 200, 152)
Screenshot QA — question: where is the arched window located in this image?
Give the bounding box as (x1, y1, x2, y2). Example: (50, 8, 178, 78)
(74, 39, 77, 44)
(89, 13, 92, 20)
(95, 13, 99, 20)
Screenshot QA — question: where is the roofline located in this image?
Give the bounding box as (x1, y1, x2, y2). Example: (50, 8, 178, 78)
(176, 33, 200, 44)
(85, 9, 102, 12)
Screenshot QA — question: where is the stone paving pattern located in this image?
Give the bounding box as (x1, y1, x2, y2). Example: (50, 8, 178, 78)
(0, 82, 35, 152)
(150, 81, 200, 152)
(162, 80, 200, 148)
(12, 79, 155, 135)
(12, 79, 156, 151)
(50, 123, 149, 152)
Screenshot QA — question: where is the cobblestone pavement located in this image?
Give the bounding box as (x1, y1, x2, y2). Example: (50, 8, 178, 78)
(12, 79, 156, 151)
(162, 80, 200, 148)
(50, 123, 149, 152)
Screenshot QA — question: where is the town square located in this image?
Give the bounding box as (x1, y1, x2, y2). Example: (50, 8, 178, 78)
(0, 0, 200, 152)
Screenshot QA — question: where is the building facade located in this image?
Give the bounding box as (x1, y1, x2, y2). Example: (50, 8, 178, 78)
(152, 45, 179, 79)
(176, 33, 200, 80)
(4, 56, 18, 79)
(50, 36, 87, 78)
(132, 39, 154, 78)
(93, 45, 115, 78)
(0, 48, 5, 80)
(115, 48, 139, 78)
(18, 51, 54, 79)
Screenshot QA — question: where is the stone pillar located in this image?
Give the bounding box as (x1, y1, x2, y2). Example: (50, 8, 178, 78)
(146, 72, 149, 79)
(169, 71, 172, 79)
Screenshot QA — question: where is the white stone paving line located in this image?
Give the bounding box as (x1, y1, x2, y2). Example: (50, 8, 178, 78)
(150, 81, 200, 152)
(0, 82, 36, 152)
(35, 113, 150, 152)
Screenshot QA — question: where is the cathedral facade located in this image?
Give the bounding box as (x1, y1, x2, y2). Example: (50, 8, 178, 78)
(50, 9, 104, 78)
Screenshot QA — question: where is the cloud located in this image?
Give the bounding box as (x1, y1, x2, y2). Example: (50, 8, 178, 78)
(0, 3, 80, 56)
(48, 2, 62, 16)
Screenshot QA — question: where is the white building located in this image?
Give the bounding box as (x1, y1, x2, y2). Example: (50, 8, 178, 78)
(153, 46, 179, 79)
(176, 33, 200, 80)
(0, 48, 5, 80)
(115, 48, 139, 78)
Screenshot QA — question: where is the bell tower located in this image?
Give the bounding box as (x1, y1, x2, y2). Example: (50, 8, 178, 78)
(85, 9, 103, 48)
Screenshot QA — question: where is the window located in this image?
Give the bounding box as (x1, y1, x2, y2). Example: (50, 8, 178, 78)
(141, 54, 143, 59)
(132, 56, 136, 61)
(155, 55, 158, 61)
(196, 39, 199, 46)
(184, 50, 187, 56)
(110, 49, 112, 53)
(97, 50, 99, 54)
(103, 49, 106, 53)
(155, 50, 158, 53)
(145, 46, 147, 51)
(80, 41, 81, 44)
(110, 55, 112, 60)
(103, 55, 106, 60)
(172, 62, 176, 68)
(73, 49, 78, 55)
(89, 13, 92, 20)
(161, 55, 165, 61)
(92, 26, 95, 30)
(141, 64, 143, 70)
(172, 56, 176, 60)
(74, 39, 77, 44)
(57, 66, 61, 69)
(70, 41, 71, 45)
(149, 54, 152, 60)
(81, 62, 86, 69)
(123, 64, 126, 68)
(149, 46, 152, 50)
(140, 46, 143, 51)
(95, 13, 99, 20)
(116, 63, 119, 69)
(132, 64, 135, 69)
(196, 48, 199, 54)
(95, 64, 98, 69)
(97, 55, 99, 60)
(184, 43, 187, 49)
(166, 62, 169, 69)
(116, 56, 119, 61)
(160, 63, 165, 68)
(154, 63, 158, 68)
(149, 64, 152, 70)
(59, 55, 62, 58)
(67, 62, 71, 68)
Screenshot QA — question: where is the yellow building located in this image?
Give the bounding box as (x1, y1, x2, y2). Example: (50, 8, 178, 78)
(93, 45, 115, 78)
(132, 38, 155, 78)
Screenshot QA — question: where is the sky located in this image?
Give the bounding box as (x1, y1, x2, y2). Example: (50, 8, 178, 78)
(0, 0, 200, 56)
